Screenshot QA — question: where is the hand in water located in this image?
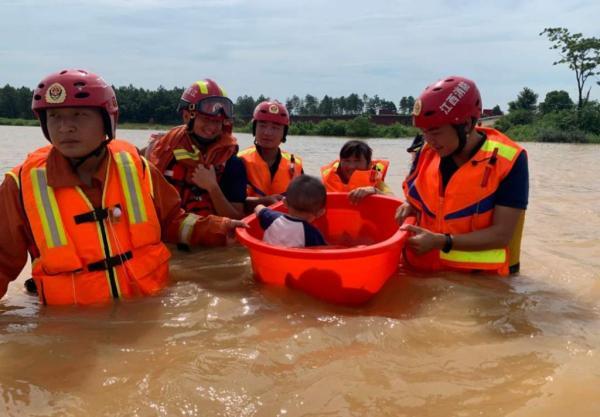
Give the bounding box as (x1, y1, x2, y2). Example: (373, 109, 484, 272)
(225, 219, 249, 245)
(191, 164, 218, 191)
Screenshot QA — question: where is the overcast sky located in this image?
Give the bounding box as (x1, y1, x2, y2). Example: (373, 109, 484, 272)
(1, 0, 599, 110)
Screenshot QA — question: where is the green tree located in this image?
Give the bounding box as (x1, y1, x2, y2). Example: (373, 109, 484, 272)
(540, 27, 600, 109)
(406, 96, 415, 114)
(491, 105, 503, 116)
(286, 95, 301, 116)
(379, 99, 397, 114)
(399, 97, 408, 114)
(318, 95, 334, 116)
(346, 93, 363, 115)
(301, 94, 319, 115)
(508, 87, 538, 112)
(539, 90, 574, 114)
(235, 95, 256, 120)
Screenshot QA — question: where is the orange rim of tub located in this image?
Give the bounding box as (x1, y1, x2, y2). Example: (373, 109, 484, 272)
(236, 193, 413, 305)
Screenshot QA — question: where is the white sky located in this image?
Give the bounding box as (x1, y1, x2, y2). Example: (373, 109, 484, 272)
(1, 0, 599, 110)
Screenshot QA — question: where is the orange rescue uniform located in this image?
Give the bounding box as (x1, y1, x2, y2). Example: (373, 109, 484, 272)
(321, 159, 391, 193)
(402, 127, 526, 276)
(0, 140, 233, 304)
(238, 146, 302, 197)
(146, 125, 238, 216)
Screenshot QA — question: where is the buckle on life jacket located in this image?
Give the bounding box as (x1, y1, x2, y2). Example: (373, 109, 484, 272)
(74, 205, 122, 225)
(88, 251, 133, 272)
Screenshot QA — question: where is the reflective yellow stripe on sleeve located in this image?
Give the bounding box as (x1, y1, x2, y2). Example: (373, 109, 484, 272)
(173, 145, 200, 161)
(178, 213, 199, 245)
(440, 248, 507, 264)
(30, 168, 68, 248)
(141, 156, 154, 199)
(5, 171, 20, 189)
(114, 151, 148, 224)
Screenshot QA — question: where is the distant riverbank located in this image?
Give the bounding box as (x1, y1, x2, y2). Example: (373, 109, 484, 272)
(2, 116, 599, 143)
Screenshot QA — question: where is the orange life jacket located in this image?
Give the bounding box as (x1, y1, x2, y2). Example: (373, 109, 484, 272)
(402, 127, 526, 276)
(19, 140, 171, 305)
(238, 146, 303, 197)
(146, 125, 238, 216)
(321, 159, 389, 192)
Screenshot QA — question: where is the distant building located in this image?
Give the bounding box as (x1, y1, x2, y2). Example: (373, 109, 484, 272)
(482, 108, 503, 117)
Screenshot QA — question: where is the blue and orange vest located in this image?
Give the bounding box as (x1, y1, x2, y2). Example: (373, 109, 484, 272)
(18, 140, 171, 305)
(146, 126, 238, 216)
(403, 127, 526, 276)
(321, 159, 390, 192)
(238, 146, 303, 197)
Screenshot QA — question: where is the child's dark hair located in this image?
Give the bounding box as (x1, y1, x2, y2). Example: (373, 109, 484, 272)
(339, 140, 372, 165)
(286, 175, 326, 214)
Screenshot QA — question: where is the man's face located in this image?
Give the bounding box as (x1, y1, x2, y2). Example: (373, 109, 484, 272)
(184, 110, 224, 140)
(46, 107, 106, 158)
(255, 121, 285, 149)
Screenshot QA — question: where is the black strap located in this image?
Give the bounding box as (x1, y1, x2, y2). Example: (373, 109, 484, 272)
(74, 208, 109, 224)
(88, 251, 133, 272)
(74, 205, 122, 224)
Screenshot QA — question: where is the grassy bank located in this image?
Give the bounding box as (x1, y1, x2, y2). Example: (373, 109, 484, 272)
(1, 116, 419, 138)
(495, 105, 600, 144)
(237, 116, 419, 138)
(0, 117, 38, 126)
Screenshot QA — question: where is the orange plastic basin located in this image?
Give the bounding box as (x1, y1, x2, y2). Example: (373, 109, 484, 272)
(236, 193, 410, 305)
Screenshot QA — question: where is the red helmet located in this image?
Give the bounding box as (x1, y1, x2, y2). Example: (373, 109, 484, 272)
(252, 100, 290, 126)
(32, 69, 118, 140)
(412, 76, 482, 129)
(177, 79, 233, 119)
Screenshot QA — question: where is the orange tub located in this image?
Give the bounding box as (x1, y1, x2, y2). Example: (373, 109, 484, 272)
(236, 193, 411, 305)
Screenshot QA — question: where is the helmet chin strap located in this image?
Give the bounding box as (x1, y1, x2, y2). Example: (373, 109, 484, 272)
(69, 138, 112, 169)
(451, 124, 468, 157)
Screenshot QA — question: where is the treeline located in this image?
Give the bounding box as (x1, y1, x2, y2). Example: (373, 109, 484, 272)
(495, 87, 600, 143)
(0, 83, 417, 124)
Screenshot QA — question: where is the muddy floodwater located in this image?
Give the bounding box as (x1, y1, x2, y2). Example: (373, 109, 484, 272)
(1, 126, 599, 416)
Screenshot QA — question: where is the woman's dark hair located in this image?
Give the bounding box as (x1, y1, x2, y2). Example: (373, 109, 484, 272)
(339, 140, 372, 165)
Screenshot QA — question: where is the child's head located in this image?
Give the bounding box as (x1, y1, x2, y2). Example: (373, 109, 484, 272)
(32, 69, 118, 158)
(338, 140, 372, 183)
(178, 79, 233, 142)
(285, 175, 326, 220)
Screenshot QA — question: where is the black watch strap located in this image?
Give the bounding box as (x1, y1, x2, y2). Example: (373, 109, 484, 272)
(442, 233, 453, 253)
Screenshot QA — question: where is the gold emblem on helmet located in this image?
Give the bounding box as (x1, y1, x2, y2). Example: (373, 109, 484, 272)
(46, 83, 67, 104)
(412, 99, 422, 116)
(269, 104, 279, 114)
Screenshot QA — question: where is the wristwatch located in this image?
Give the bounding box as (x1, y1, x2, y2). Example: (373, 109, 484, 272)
(442, 233, 453, 253)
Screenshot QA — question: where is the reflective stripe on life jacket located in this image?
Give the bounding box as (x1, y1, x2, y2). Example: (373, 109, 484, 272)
(146, 125, 238, 216)
(402, 127, 525, 276)
(20, 140, 171, 305)
(238, 146, 303, 197)
(320, 159, 389, 192)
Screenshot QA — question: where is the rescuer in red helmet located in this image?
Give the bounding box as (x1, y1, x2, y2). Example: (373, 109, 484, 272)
(238, 100, 304, 212)
(0, 70, 246, 305)
(397, 76, 529, 276)
(145, 79, 247, 231)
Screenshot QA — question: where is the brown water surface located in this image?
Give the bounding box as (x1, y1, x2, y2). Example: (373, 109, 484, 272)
(1, 126, 599, 416)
